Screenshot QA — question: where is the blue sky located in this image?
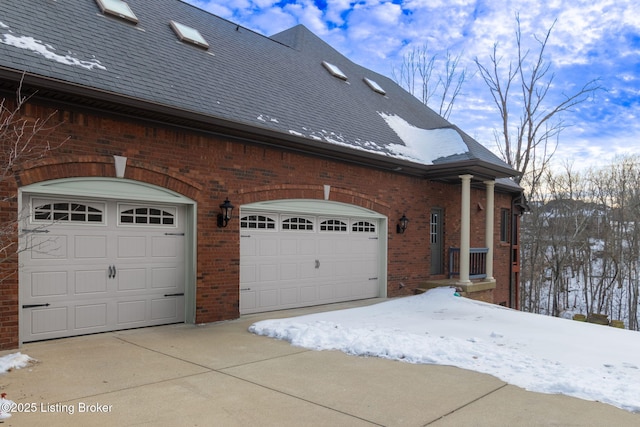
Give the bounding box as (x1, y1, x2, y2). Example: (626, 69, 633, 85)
(186, 0, 640, 171)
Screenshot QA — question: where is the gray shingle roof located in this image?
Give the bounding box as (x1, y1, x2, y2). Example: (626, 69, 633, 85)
(0, 0, 519, 181)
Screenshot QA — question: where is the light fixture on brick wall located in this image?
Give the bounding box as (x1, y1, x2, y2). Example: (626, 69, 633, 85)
(217, 198, 234, 228)
(397, 214, 409, 234)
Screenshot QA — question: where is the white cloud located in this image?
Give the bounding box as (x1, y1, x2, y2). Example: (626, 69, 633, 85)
(365, 2, 403, 25)
(186, 0, 236, 18)
(324, 0, 352, 26)
(282, 1, 327, 35)
(249, 8, 299, 35)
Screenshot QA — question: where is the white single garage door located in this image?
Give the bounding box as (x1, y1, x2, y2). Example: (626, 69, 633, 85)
(20, 196, 185, 342)
(240, 201, 385, 314)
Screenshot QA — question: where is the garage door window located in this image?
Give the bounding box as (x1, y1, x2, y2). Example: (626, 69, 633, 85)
(352, 220, 376, 233)
(320, 218, 347, 232)
(32, 200, 104, 224)
(282, 217, 313, 231)
(119, 204, 176, 226)
(241, 215, 276, 230)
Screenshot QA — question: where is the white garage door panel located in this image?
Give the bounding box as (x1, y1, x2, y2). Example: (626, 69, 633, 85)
(21, 197, 185, 342)
(152, 236, 178, 257)
(30, 234, 67, 259)
(30, 307, 67, 334)
(260, 239, 278, 255)
(31, 271, 67, 297)
(318, 285, 332, 300)
(240, 291, 256, 311)
(280, 287, 298, 305)
(75, 269, 108, 294)
(260, 290, 278, 307)
(300, 286, 316, 302)
(280, 239, 298, 255)
(76, 235, 107, 258)
(76, 303, 107, 329)
(118, 236, 146, 257)
(151, 267, 179, 288)
(240, 210, 382, 314)
(240, 265, 257, 283)
(118, 268, 147, 291)
(151, 297, 181, 320)
(118, 300, 146, 324)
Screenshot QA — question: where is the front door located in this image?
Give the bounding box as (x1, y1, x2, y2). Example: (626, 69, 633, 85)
(430, 208, 443, 275)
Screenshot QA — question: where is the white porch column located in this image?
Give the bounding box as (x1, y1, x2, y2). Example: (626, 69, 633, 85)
(458, 174, 473, 285)
(484, 180, 496, 282)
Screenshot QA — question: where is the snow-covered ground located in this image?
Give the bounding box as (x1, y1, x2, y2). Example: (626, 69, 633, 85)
(0, 352, 34, 419)
(250, 287, 640, 413)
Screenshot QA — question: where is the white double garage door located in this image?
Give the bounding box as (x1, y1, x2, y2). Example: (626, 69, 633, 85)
(240, 201, 387, 314)
(20, 186, 386, 342)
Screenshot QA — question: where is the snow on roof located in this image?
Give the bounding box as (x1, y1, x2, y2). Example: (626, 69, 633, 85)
(379, 112, 469, 164)
(0, 23, 106, 70)
(283, 113, 471, 167)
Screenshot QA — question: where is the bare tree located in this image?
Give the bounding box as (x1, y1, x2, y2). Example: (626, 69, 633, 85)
(392, 44, 467, 120)
(474, 16, 601, 317)
(519, 184, 548, 313)
(0, 78, 64, 284)
(474, 16, 601, 187)
(586, 156, 640, 329)
(521, 156, 640, 329)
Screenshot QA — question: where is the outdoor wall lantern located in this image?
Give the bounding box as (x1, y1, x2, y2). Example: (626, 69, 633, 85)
(397, 214, 409, 234)
(217, 198, 235, 228)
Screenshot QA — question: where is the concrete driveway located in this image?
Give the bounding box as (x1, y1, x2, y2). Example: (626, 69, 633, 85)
(2, 299, 639, 426)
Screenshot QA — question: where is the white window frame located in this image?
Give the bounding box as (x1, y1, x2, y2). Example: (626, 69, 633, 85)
(170, 21, 209, 49)
(364, 77, 386, 95)
(240, 214, 277, 231)
(352, 220, 377, 233)
(30, 197, 106, 226)
(281, 215, 315, 232)
(117, 203, 178, 228)
(319, 217, 348, 232)
(322, 61, 348, 80)
(95, 0, 139, 24)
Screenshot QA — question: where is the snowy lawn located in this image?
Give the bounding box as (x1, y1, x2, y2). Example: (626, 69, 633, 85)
(250, 287, 640, 413)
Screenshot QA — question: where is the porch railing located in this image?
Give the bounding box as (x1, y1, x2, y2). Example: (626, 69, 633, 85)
(449, 247, 489, 279)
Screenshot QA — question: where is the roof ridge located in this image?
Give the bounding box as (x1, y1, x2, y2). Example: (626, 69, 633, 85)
(269, 24, 309, 51)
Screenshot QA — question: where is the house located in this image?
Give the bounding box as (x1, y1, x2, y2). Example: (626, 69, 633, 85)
(0, 0, 524, 349)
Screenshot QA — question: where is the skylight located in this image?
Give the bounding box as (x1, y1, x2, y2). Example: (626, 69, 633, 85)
(364, 77, 386, 95)
(322, 61, 347, 80)
(95, 0, 138, 24)
(170, 21, 209, 49)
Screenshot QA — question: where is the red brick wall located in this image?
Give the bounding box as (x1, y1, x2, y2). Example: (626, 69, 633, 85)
(0, 192, 19, 349)
(0, 100, 517, 349)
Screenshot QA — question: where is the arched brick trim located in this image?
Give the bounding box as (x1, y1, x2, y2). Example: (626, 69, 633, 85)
(15, 155, 203, 199)
(238, 184, 390, 214)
